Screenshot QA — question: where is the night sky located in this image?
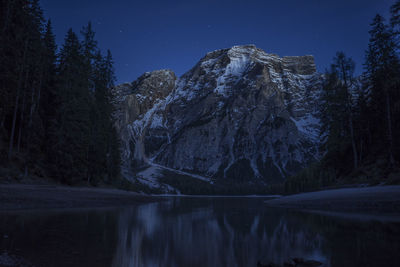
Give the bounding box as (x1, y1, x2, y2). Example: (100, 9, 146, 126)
(41, 0, 394, 84)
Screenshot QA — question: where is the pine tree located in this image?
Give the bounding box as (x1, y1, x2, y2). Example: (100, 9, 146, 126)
(364, 14, 400, 167)
(354, 76, 372, 164)
(333, 52, 358, 169)
(2, 0, 32, 160)
(0, 0, 46, 163)
(319, 52, 359, 173)
(390, 0, 400, 164)
(23, 0, 46, 161)
(52, 29, 91, 184)
(41, 19, 58, 169)
(1, 0, 121, 185)
(80, 22, 100, 184)
(89, 50, 121, 184)
(78, 23, 121, 185)
(391, 0, 400, 34)
(103, 50, 121, 183)
(88, 51, 107, 184)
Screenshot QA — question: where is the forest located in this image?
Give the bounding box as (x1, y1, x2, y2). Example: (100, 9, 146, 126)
(0, 0, 121, 185)
(284, 1, 400, 193)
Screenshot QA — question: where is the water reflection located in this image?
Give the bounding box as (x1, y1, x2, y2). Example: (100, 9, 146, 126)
(1, 198, 400, 267)
(112, 198, 326, 267)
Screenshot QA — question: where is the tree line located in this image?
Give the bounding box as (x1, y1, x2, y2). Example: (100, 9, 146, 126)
(284, 1, 400, 194)
(0, 0, 121, 185)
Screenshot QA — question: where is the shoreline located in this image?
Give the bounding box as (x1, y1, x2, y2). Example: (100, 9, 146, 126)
(264, 185, 400, 213)
(2, 184, 400, 213)
(0, 184, 158, 211)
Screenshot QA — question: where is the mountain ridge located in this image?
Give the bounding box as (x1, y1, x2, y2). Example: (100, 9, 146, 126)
(114, 45, 323, 193)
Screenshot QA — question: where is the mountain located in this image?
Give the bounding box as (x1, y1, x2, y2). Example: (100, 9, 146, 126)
(114, 45, 323, 193)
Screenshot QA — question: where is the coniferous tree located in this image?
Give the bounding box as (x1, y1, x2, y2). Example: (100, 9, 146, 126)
(3, 0, 32, 160)
(0, 0, 45, 164)
(390, 1, 400, 164)
(102, 50, 121, 182)
(320, 70, 344, 148)
(354, 76, 372, 163)
(89, 51, 107, 183)
(41, 20, 57, 130)
(80, 22, 99, 184)
(391, 0, 400, 34)
(364, 14, 400, 167)
(52, 29, 90, 183)
(88, 49, 121, 184)
(23, 0, 46, 163)
(318, 52, 360, 180)
(1, 0, 121, 185)
(41, 19, 58, 174)
(333, 52, 358, 169)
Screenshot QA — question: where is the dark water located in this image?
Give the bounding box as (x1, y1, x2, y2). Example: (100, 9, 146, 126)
(1, 197, 400, 267)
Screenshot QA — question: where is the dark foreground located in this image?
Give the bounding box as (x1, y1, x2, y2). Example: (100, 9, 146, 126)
(0, 184, 156, 211)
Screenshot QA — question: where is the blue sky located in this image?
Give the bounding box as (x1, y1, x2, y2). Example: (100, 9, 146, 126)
(41, 0, 394, 83)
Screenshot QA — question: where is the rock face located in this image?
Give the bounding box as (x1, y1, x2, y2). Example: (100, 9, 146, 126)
(114, 70, 177, 169)
(114, 45, 322, 185)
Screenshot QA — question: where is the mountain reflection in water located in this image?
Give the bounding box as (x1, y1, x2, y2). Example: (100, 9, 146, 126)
(1, 197, 399, 267)
(112, 198, 326, 267)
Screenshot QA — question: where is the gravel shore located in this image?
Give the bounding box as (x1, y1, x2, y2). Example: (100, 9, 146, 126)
(0, 184, 157, 211)
(2, 184, 400, 213)
(264, 185, 400, 213)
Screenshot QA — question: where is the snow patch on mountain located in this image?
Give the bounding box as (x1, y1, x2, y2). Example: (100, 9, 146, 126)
(114, 45, 323, 189)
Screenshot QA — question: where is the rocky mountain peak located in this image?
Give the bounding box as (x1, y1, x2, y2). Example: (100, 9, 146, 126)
(115, 45, 323, 191)
(200, 44, 316, 77)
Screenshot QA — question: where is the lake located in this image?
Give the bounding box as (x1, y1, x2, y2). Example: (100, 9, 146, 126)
(1, 197, 400, 267)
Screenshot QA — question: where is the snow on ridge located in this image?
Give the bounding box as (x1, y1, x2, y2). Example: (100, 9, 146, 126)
(119, 44, 323, 184)
(214, 50, 252, 96)
(194, 44, 318, 98)
(150, 113, 164, 128)
(173, 78, 201, 102)
(201, 44, 257, 58)
(291, 114, 320, 142)
(226, 52, 251, 76)
(131, 99, 165, 135)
